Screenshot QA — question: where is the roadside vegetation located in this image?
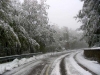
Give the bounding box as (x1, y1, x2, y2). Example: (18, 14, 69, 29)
(0, 0, 89, 57)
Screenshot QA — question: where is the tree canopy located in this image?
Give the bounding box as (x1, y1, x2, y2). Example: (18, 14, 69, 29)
(76, 0, 100, 47)
(0, 0, 88, 56)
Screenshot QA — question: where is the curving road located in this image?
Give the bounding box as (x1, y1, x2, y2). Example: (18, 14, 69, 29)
(2, 50, 97, 75)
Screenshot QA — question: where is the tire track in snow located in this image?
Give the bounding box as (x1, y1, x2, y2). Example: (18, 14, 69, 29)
(65, 57, 83, 75)
(74, 52, 97, 75)
(60, 55, 69, 75)
(40, 65, 48, 75)
(50, 51, 75, 75)
(60, 57, 66, 75)
(27, 62, 45, 75)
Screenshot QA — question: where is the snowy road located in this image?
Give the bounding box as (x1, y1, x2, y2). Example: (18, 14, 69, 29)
(2, 51, 70, 75)
(51, 51, 100, 75)
(1, 50, 100, 75)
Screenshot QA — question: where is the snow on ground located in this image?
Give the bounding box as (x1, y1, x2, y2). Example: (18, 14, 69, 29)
(0, 51, 67, 74)
(76, 51, 100, 75)
(50, 52, 73, 75)
(68, 51, 92, 75)
(0, 56, 36, 74)
(12, 61, 42, 75)
(83, 47, 100, 50)
(65, 57, 82, 75)
(50, 61, 61, 75)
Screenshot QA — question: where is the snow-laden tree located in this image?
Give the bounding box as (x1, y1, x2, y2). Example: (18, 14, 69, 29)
(0, 0, 22, 56)
(49, 25, 88, 50)
(0, 0, 40, 56)
(76, 0, 100, 47)
(0, 0, 55, 56)
(20, 0, 53, 52)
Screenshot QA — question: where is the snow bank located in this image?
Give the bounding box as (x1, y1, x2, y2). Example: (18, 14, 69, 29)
(0, 64, 6, 74)
(0, 56, 37, 74)
(76, 51, 100, 75)
(6, 59, 19, 70)
(69, 52, 92, 75)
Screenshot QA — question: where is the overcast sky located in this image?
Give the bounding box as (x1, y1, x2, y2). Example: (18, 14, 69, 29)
(46, 0, 83, 29)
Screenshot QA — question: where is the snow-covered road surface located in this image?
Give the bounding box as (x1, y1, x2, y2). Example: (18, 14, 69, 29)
(2, 51, 71, 75)
(75, 51, 100, 75)
(66, 52, 91, 75)
(1, 50, 100, 75)
(51, 50, 100, 75)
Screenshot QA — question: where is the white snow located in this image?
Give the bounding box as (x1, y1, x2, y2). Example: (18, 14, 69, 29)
(0, 55, 37, 74)
(12, 61, 42, 75)
(83, 47, 100, 50)
(51, 61, 60, 75)
(68, 52, 92, 75)
(33, 21, 37, 24)
(0, 51, 67, 74)
(6, 59, 19, 71)
(65, 57, 83, 75)
(50, 52, 73, 75)
(76, 51, 100, 75)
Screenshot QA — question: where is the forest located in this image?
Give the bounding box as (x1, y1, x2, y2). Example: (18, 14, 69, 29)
(1, 0, 99, 57)
(0, 0, 100, 75)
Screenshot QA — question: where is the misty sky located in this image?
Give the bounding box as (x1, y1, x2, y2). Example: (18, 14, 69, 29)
(46, 0, 83, 29)
(19, 0, 83, 29)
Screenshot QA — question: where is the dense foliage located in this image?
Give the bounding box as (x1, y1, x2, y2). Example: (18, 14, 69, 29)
(0, 0, 87, 56)
(0, 0, 53, 56)
(76, 0, 100, 47)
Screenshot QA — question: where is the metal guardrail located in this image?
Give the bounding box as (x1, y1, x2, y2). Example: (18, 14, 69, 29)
(0, 52, 42, 63)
